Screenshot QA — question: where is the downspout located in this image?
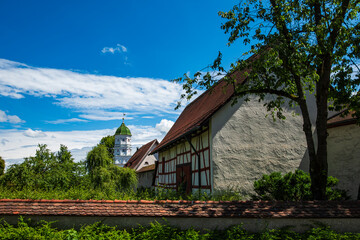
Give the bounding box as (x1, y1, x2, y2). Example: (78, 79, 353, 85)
(185, 135, 201, 194)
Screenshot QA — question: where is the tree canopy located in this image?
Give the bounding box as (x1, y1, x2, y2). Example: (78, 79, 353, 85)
(0, 144, 137, 194)
(0, 156, 4, 176)
(175, 0, 359, 199)
(99, 135, 115, 159)
(0, 144, 86, 190)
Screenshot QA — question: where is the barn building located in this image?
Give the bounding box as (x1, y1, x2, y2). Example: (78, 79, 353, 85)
(125, 139, 159, 188)
(151, 72, 359, 199)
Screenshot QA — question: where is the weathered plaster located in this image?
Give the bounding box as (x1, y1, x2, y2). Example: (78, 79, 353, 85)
(211, 95, 309, 197)
(136, 155, 157, 171)
(137, 170, 155, 188)
(328, 124, 360, 199)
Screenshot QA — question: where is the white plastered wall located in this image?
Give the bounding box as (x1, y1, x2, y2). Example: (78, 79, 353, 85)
(327, 124, 360, 199)
(136, 155, 157, 172)
(210, 95, 310, 198)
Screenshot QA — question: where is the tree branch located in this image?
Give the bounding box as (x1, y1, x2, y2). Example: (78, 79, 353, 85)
(233, 88, 299, 102)
(329, 0, 351, 47)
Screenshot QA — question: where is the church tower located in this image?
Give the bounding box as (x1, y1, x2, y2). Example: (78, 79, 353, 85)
(114, 118, 132, 167)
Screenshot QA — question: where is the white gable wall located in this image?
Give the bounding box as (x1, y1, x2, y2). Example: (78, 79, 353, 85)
(136, 154, 157, 172)
(210, 95, 310, 198)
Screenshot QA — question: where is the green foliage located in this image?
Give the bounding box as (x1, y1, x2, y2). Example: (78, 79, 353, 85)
(0, 144, 137, 199)
(99, 135, 115, 159)
(0, 156, 4, 176)
(0, 218, 359, 239)
(85, 144, 138, 193)
(85, 144, 113, 175)
(0, 144, 87, 191)
(253, 170, 349, 200)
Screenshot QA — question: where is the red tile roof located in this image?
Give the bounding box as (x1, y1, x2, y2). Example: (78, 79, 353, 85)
(151, 51, 259, 154)
(152, 75, 247, 153)
(327, 110, 358, 128)
(124, 139, 158, 169)
(137, 164, 156, 173)
(0, 199, 359, 218)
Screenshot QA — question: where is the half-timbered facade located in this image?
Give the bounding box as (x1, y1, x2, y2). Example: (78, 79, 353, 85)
(155, 127, 211, 193)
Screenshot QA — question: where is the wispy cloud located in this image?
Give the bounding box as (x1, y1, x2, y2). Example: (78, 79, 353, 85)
(46, 118, 88, 124)
(78, 110, 134, 121)
(0, 110, 24, 124)
(0, 59, 185, 120)
(101, 44, 127, 54)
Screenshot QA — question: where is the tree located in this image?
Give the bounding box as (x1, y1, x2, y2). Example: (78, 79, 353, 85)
(0, 156, 5, 176)
(175, 0, 359, 199)
(85, 145, 113, 176)
(1, 144, 86, 190)
(99, 135, 115, 159)
(85, 144, 137, 191)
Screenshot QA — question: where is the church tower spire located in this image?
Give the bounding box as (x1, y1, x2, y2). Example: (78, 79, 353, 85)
(114, 115, 132, 167)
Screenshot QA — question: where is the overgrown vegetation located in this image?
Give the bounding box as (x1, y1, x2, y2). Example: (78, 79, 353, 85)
(0, 218, 358, 239)
(0, 186, 244, 201)
(0, 144, 137, 199)
(253, 170, 349, 200)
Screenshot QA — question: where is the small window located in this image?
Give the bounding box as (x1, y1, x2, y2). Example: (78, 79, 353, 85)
(144, 161, 148, 166)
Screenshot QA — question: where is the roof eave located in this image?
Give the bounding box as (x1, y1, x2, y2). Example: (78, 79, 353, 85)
(151, 125, 203, 154)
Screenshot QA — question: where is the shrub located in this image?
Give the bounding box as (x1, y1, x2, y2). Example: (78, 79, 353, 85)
(0, 218, 359, 239)
(253, 170, 349, 200)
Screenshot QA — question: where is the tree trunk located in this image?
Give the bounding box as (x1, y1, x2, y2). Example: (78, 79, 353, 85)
(311, 56, 331, 200)
(298, 99, 319, 199)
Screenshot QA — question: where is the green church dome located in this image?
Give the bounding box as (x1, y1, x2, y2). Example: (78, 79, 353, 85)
(115, 122, 132, 136)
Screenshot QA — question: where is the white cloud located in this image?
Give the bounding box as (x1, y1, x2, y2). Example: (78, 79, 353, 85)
(23, 129, 47, 138)
(0, 120, 169, 163)
(101, 44, 128, 54)
(46, 118, 88, 124)
(1, 138, 9, 145)
(0, 110, 24, 124)
(155, 119, 174, 134)
(0, 59, 184, 119)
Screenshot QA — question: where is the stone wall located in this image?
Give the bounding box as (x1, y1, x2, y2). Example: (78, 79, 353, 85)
(1, 199, 359, 232)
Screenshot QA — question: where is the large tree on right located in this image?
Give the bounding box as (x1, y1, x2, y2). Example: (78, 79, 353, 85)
(177, 0, 359, 199)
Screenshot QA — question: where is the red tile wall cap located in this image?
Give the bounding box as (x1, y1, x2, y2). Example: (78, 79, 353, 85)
(0, 200, 359, 218)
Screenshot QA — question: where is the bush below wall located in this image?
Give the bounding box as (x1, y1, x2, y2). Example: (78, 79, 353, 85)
(0, 218, 359, 239)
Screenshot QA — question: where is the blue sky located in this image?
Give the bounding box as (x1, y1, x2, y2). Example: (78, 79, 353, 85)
(0, 0, 249, 165)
